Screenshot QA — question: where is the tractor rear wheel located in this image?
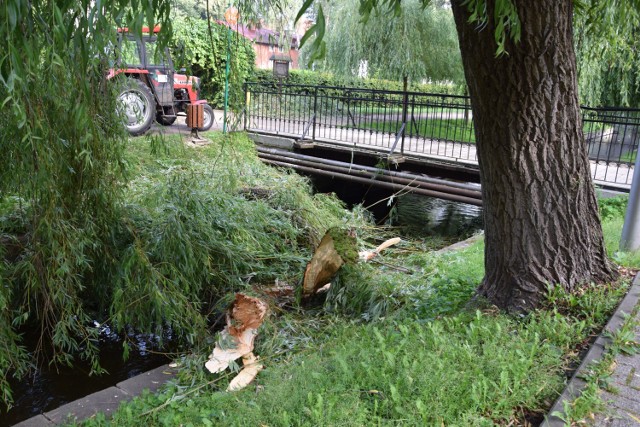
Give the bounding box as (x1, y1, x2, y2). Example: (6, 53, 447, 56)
(198, 104, 214, 131)
(117, 79, 156, 136)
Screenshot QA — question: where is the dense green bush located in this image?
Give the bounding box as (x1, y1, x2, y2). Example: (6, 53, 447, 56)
(249, 68, 466, 95)
(172, 17, 255, 109)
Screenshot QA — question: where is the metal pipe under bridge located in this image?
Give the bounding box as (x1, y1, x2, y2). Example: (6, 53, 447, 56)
(244, 82, 639, 200)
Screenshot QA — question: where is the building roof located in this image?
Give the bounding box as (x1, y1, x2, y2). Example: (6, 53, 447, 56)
(269, 53, 292, 62)
(217, 21, 299, 49)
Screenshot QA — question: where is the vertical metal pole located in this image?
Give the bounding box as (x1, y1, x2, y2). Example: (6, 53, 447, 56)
(223, 24, 231, 134)
(312, 86, 318, 141)
(621, 148, 640, 251)
(401, 75, 408, 155)
(243, 83, 248, 131)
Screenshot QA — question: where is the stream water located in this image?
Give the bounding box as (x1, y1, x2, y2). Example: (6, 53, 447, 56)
(1, 327, 173, 427)
(392, 193, 483, 237)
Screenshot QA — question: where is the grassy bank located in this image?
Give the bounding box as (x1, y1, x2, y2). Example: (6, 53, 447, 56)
(60, 147, 639, 427)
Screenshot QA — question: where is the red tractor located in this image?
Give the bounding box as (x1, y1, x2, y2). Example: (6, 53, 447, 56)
(107, 26, 214, 136)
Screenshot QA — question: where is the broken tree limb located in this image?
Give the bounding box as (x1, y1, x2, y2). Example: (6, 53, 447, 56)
(370, 259, 414, 274)
(227, 353, 264, 392)
(359, 237, 402, 262)
(205, 294, 268, 374)
(302, 228, 357, 298)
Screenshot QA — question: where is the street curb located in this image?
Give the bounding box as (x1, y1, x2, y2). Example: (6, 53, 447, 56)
(541, 272, 640, 426)
(12, 364, 178, 427)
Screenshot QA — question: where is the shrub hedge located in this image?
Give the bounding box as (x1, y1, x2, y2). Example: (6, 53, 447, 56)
(248, 68, 467, 95)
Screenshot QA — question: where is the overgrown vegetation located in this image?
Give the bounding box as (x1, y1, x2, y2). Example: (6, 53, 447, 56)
(0, 0, 172, 407)
(61, 191, 639, 426)
(249, 69, 466, 95)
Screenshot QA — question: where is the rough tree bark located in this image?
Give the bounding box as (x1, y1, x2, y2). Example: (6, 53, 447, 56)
(450, 0, 618, 312)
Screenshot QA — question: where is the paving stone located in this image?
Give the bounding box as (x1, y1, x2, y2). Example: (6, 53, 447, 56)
(11, 415, 54, 427)
(600, 390, 640, 417)
(610, 417, 640, 427)
(611, 364, 637, 387)
(591, 414, 613, 426)
(43, 386, 130, 424)
(115, 364, 177, 396)
(609, 384, 640, 406)
(616, 354, 640, 369)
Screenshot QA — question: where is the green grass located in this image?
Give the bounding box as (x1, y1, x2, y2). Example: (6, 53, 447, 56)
(599, 195, 640, 267)
(360, 118, 476, 144)
(74, 224, 638, 427)
(86, 311, 571, 426)
(354, 119, 610, 146)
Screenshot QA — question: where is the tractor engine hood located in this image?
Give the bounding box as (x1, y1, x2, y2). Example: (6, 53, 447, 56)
(174, 74, 200, 89)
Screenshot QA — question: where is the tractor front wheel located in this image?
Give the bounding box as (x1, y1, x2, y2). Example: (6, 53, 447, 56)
(117, 79, 156, 136)
(199, 104, 214, 131)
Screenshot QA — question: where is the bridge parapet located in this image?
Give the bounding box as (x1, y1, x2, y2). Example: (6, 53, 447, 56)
(244, 82, 639, 189)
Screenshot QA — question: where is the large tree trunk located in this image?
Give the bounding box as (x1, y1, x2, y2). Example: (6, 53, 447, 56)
(450, 0, 617, 312)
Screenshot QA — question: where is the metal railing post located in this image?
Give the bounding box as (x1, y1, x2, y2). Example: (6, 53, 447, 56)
(243, 83, 248, 131)
(312, 86, 318, 141)
(401, 90, 408, 155)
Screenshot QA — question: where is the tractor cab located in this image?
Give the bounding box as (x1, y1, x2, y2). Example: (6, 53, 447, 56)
(108, 26, 213, 136)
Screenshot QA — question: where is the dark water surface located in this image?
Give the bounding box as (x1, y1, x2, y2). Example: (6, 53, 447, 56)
(2, 326, 172, 427)
(393, 193, 483, 237)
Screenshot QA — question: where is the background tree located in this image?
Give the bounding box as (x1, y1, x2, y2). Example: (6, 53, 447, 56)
(305, 0, 464, 85)
(171, 0, 210, 19)
(172, 17, 256, 109)
(575, 0, 640, 107)
(298, 0, 619, 312)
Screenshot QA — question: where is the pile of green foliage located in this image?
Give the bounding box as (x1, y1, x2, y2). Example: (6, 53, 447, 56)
(171, 17, 255, 110)
(0, 132, 368, 406)
(249, 69, 466, 95)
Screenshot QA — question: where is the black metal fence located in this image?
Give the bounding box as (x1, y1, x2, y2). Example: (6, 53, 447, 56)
(583, 107, 640, 186)
(244, 82, 639, 187)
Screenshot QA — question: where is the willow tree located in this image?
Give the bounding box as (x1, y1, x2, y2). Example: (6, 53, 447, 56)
(0, 0, 176, 405)
(299, 0, 619, 312)
(308, 0, 464, 84)
(575, 0, 640, 107)
(450, 0, 617, 311)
